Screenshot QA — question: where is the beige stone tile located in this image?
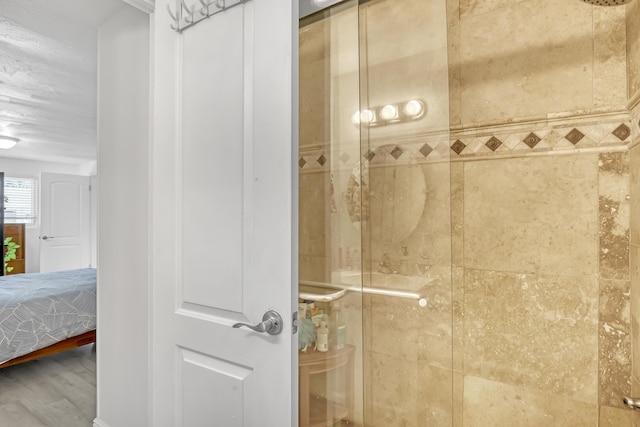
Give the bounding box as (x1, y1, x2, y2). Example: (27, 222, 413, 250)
(463, 376, 598, 427)
(360, 0, 450, 139)
(299, 255, 326, 283)
(459, 0, 593, 124)
(600, 405, 631, 427)
(464, 269, 598, 403)
(450, 161, 463, 268)
(367, 351, 420, 426)
(366, 351, 455, 427)
(362, 0, 448, 66)
(368, 161, 451, 272)
(631, 245, 640, 380)
(452, 266, 464, 372)
(299, 19, 329, 147)
(464, 154, 599, 276)
(447, 0, 460, 26)
(631, 147, 640, 246)
(453, 371, 463, 427)
(459, 0, 528, 19)
(599, 152, 630, 280)
(627, 0, 640, 98)
(447, 22, 462, 128)
(599, 279, 632, 408)
(416, 364, 453, 426)
(366, 294, 423, 360)
(593, 6, 627, 109)
(299, 172, 326, 257)
(631, 378, 640, 427)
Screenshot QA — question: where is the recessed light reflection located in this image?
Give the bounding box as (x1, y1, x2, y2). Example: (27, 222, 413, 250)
(404, 99, 424, 117)
(350, 99, 426, 128)
(379, 104, 398, 121)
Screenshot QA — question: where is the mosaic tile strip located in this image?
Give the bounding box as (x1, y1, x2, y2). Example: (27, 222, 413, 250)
(299, 119, 633, 170)
(566, 128, 585, 145)
(450, 120, 632, 158)
(524, 133, 541, 148)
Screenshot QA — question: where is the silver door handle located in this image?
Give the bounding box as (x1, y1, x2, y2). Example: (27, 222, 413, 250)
(41, 236, 54, 240)
(233, 310, 283, 335)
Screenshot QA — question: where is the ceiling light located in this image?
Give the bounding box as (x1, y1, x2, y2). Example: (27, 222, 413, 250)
(0, 136, 19, 149)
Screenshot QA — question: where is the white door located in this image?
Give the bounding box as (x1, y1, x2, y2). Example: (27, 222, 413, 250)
(40, 172, 91, 272)
(151, 0, 297, 425)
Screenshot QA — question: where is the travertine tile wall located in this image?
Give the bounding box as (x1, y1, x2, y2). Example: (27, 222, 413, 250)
(299, 0, 640, 426)
(448, 0, 634, 425)
(631, 101, 640, 427)
(627, 1, 640, 98)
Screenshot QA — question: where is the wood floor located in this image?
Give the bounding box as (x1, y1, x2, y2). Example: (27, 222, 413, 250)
(0, 344, 96, 427)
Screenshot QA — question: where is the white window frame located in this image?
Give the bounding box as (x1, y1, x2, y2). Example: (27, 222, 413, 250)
(4, 176, 38, 226)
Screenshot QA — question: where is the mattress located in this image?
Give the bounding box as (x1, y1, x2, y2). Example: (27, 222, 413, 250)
(0, 268, 96, 364)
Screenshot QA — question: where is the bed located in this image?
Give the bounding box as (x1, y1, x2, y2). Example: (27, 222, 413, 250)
(0, 268, 96, 368)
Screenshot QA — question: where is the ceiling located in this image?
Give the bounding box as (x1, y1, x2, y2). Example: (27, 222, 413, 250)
(0, 0, 123, 164)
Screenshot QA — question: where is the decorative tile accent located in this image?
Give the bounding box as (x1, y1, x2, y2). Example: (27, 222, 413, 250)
(523, 132, 542, 148)
(419, 143, 433, 157)
(451, 140, 466, 155)
(300, 118, 632, 169)
(485, 136, 502, 152)
(390, 146, 403, 159)
(612, 124, 631, 141)
(566, 128, 585, 145)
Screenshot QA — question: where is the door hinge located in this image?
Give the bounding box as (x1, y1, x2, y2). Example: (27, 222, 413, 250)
(89, 185, 92, 191)
(292, 311, 298, 335)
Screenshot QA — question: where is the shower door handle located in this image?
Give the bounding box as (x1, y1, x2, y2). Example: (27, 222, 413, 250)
(233, 310, 283, 335)
(623, 396, 640, 410)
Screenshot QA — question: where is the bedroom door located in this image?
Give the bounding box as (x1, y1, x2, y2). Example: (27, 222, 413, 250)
(151, 0, 297, 425)
(40, 172, 91, 272)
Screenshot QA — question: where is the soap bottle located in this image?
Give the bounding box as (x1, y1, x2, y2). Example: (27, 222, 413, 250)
(315, 321, 329, 352)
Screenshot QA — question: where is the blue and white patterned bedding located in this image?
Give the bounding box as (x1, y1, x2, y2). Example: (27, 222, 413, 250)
(0, 268, 96, 364)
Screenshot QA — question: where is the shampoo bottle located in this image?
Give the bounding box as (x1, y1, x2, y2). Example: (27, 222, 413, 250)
(316, 321, 329, 352)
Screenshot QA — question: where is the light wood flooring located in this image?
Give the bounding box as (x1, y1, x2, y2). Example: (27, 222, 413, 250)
(0, 345, 96, 427)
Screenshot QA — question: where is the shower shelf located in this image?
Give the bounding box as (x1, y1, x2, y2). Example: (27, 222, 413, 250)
(299, 279, 427, 307)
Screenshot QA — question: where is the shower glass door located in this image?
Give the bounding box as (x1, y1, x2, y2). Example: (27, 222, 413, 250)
(299, 0, 453, 425)
(299, 1, 365, 426)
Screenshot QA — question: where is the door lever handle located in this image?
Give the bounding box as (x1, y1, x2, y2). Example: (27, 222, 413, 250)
(41, 236, 54, 240)
(233, 310, 283, 335)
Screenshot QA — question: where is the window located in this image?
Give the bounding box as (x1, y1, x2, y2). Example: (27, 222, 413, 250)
(4, 177, 37, 224)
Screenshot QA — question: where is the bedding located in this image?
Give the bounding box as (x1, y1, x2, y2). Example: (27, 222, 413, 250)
(0, 268, 96, 364)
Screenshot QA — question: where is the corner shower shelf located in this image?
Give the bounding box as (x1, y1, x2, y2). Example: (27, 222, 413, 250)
(299, 345, 355, 427)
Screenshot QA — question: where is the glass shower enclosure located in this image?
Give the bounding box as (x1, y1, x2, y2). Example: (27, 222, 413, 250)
(298, 0, 453, 425)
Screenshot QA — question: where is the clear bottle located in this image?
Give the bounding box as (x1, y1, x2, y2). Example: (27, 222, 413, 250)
(315, 320, 329, 352)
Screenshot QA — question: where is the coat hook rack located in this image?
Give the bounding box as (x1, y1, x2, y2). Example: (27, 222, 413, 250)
(166, 0, 245, 33)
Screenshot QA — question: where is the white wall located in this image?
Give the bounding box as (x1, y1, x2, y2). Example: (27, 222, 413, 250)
(96, 5, 149, 427)
(0, 157, 96, 273)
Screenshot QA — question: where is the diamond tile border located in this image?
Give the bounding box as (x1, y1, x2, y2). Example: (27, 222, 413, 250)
(299, 119, 633, 169)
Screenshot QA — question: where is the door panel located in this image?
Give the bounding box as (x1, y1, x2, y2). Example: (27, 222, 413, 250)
(40, 172, 91, 272)
(180, 7, 245, 311)
(152, 0, 297, 425)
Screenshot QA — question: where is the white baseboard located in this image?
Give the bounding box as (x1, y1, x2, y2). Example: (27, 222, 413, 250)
(93, 418, 111, 427)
